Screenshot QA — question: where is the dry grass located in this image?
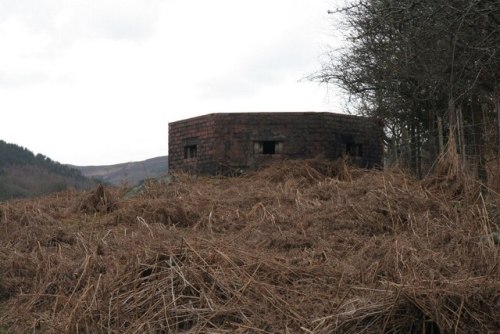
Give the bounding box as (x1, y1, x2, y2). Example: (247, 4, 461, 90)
(0, 159, 498, 333)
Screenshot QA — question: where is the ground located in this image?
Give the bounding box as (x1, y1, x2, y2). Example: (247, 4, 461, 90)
(0, 159, 498, 333)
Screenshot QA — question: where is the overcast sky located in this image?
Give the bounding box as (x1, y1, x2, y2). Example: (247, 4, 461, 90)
(0, 0, 344, 166)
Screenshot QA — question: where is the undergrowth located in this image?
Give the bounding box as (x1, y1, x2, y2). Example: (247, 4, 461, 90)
(0, 159, 498, 333)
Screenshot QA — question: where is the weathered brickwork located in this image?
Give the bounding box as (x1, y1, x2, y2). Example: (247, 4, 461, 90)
(168, 112, 383, 174)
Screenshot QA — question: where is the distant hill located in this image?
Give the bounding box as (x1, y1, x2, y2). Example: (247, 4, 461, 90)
(74, 156, 168, 186)
(0, 140, 95, 201)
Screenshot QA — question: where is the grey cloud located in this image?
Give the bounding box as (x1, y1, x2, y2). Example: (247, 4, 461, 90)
(0, 0, 162, 44)
(65, 1, 162, 42)
(198, 29, 319, 99)
(0, 1, 162, 89)
(0, 1, 57, 29)
(0, 71, 48, 88)
(0, 71, 73, 89)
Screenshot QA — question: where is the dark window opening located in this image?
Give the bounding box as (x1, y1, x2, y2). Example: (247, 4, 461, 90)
(263, 141, 275, 154)
(184, 145, 197, 159)
(345, 143, 362, 157)
(254, 141, 283, 155)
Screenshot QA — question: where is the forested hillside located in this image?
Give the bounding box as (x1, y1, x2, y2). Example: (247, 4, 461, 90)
(0, 140, 94, 200)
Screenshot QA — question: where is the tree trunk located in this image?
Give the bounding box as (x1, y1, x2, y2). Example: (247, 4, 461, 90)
(410, 123, 417, 174)
(496, 96, 500, 151)
(472, 99, 487, 183)
(448, 98, 456, 129)
(457, 104, 466, 167)
(437, 116, 444, 154)
(496, 95, 500, 192)
(402, 126, 410, 169)
(416, 122, 422, 178)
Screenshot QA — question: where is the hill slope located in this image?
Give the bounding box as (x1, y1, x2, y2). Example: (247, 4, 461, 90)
(0, 140, 94, 201)
(75, 156, 168, 186)
(0, 160, 498, 333)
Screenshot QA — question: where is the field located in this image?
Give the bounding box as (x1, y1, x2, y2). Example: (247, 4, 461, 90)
(0, 159, 498, 333)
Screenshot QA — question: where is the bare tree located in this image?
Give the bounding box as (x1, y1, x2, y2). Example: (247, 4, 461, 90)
(315, 0, 500, 178)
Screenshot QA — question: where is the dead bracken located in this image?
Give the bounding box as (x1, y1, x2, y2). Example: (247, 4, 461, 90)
(0, 159, 498, 333)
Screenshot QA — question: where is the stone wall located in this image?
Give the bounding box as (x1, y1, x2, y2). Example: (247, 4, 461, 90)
(168, 112, 383, 174)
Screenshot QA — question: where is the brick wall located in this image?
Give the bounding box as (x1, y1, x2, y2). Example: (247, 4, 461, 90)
(168, 112, 383, 174)
(322, 113, 384, 167)
(168, 114, 219, 174)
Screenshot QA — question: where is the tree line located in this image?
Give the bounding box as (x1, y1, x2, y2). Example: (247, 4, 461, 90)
(314, 0, 500, 180)
(0, 140, 85, 179)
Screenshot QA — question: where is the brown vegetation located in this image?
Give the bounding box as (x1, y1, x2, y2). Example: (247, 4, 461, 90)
(0, 159, 498, 333)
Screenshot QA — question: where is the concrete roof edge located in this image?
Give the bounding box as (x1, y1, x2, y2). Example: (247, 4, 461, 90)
(168, 111, 377, 124)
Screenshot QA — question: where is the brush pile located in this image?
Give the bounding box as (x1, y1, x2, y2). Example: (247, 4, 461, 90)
(0, 159, 498, 333)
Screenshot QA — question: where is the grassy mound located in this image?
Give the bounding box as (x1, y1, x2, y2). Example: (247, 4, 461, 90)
(0, 160, 498, 333)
